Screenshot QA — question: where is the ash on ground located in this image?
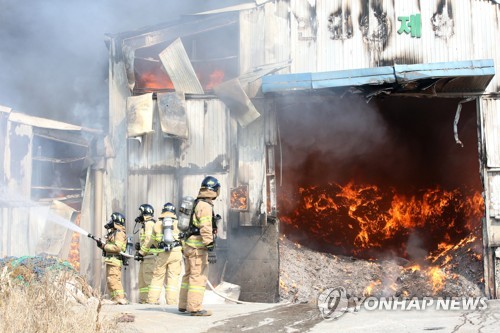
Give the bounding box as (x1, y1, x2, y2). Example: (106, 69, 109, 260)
(279, 235, 484, 304)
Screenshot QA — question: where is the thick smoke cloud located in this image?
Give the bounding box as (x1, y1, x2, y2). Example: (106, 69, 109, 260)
(0, 0, 247, 129)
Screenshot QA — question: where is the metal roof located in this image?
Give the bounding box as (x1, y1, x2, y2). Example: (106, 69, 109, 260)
(262, 59, 495, 94)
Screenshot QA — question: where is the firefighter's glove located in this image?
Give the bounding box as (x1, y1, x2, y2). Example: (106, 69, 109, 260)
(134, 242, 141, 251)
(95, 239, 104, 249)
(208, 252, 217, 264)
(134, 252, 144, 262)
(206, 242, 215, 252)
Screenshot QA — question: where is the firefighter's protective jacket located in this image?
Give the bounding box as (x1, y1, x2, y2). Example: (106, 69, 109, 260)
(103, 224, 127, 267)
(185, 189, 215, 249)
(139, 216, 156, 256)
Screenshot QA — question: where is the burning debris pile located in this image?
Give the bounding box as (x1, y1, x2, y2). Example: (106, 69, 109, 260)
(279, 181, 485, 302)
(279, 232, 484, 303)
(280, 182, 483, 258)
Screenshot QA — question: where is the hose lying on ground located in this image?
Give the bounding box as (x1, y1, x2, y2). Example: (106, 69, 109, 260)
(120, 252, 255, 304)
(206, 280, 255, 304)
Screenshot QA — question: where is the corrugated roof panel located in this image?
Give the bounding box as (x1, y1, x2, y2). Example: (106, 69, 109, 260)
(482, 98, 500, 168)
(159, 38, 204, 94)
(8, 112, 84, 132)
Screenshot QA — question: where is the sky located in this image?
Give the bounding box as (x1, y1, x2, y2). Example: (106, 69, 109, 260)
(0, 0, 247, 129)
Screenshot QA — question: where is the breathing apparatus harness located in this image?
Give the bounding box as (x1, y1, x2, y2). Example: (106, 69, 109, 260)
(180, 198, 221, 263)
(157, 214, 182, 252)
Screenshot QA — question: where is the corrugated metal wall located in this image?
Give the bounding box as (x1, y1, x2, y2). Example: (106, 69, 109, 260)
(0, 206, 47, 257)
(480, 97, 500, 247)
(242, 0, 500, 93)
(127, 97, 231, 236)
(123, 97, 231, 302)
(179, 99, 230, 170)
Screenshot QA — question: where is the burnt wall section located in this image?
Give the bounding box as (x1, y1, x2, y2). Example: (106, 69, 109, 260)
(224, 217, 280, 302)
(432, 0, 454, 39)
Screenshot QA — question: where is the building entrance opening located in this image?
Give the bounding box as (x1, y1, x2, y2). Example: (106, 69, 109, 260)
(277, 95, 485, 299)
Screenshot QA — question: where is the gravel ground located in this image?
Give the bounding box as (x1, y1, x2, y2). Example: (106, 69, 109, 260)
(279, 235, 484, 304)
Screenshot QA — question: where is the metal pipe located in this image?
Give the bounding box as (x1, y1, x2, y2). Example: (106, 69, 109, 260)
(93, 166, 104, 290)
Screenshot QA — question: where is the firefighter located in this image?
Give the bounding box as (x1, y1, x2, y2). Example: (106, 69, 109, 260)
(147, 202, 183, 305)
(95, 212, 128, 305)
(133, 203, 158, 303)
(179, 176, 220, 316)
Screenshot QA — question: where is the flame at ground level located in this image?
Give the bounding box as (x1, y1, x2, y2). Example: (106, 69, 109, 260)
(279, 182, 484, 259)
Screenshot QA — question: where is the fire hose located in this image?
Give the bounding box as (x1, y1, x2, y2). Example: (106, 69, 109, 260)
(205, 280, 253, 305)
(89, 233, 254, 304)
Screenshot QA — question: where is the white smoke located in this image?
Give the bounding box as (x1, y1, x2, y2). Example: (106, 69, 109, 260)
(0, 0, 248, 129)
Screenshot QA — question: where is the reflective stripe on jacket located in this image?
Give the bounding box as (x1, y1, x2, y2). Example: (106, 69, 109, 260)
(185, 200, 213, 249)
(103, 226, 127, 267)
(139, 216, 156, 256)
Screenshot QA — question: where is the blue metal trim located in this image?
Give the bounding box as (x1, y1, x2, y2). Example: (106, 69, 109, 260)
(261, 73, 312, 93)
(261, 59, 495, 93)
(312, 66, 395, 89)
(394, 59, 495, 81)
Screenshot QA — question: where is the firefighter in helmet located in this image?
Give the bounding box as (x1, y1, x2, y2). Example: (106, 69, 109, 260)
(147, 202, 183, 304)
(133, 203, 158, 303)
(95, 212, 128, 305)
(179, 176, 220, 316)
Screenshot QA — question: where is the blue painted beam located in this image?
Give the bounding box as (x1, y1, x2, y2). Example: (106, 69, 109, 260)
(394, 59, 495, 82)
(261, 59, 495, 94)
(311, 66, 395, 89)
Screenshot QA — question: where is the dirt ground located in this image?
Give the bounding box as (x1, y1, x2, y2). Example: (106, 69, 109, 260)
(279, 235, 484, 304)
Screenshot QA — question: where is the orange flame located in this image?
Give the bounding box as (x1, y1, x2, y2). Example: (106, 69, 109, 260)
(67, 214, 81, 271)
(428, 266, 446, 293)
(230, 186, 248, 210)
(205, 70, 225, 90)
(138, 72, 174, 90)
(280, 182, 484, 258)
(364, 280, 382, 296)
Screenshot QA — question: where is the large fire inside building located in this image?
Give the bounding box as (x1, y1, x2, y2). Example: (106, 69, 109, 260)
(2, 1, 500, 310)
